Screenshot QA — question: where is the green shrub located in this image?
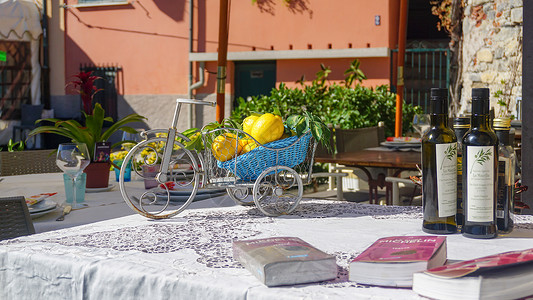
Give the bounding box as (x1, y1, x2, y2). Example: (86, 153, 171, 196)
(231, 60, 421, 137)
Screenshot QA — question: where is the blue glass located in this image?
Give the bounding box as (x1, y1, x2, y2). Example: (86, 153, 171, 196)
(63, 173, 86, 204)
(114, 159, 131, 182)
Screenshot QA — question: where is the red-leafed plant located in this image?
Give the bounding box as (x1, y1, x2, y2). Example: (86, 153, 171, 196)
(69, 71, 103, 114)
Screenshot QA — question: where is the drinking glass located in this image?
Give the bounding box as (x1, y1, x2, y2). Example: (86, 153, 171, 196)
(412, 114, 430, 137)
(56, 143, 91, 209)
(122, 131, 141, 145)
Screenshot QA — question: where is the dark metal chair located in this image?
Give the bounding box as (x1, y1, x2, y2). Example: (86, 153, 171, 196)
(0, 150, 60, 176)
(0, 196, 35, 241)
(12, 104, 44, 149)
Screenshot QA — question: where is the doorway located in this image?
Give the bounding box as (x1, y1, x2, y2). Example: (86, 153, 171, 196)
(234, 61, 276, 105)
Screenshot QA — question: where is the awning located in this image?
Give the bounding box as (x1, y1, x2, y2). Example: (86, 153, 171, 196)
(0, 0, 43, 145)
(0, 0, 42, 40)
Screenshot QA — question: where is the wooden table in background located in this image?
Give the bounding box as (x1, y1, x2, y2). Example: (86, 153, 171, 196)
(315, 150, 421, 205)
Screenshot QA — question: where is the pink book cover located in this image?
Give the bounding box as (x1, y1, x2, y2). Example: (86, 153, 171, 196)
(352, 236, 446, 263)
(234, 237, 332, 262)
(425, 248, 533, 278)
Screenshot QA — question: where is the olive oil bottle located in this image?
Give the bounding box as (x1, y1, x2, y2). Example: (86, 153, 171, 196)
(462, 88, 498, 239)
(422, 88, 457, 234)
(493, 117, 515, 233)
(453, 117, 470, 227)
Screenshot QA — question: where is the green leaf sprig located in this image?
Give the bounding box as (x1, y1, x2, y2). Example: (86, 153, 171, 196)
(440, 143, 457, 170)
(285, 111, 332, 153)
(470, 148, 492, 174)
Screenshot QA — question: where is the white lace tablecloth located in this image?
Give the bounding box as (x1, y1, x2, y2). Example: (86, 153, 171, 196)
(2, 200, 533, 300)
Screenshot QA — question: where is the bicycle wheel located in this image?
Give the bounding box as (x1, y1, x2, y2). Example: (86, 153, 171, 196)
(252, 166, 303, 217)
(226, 187, 254, 206)
(119, 136, 201, 219)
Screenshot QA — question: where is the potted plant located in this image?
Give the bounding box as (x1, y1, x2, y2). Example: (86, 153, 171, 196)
(29, 71, 146, 187)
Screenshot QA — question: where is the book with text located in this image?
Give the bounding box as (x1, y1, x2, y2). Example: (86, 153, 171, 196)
(413, 248, 533, 300)
(232, 237, 337, 287)
(349, 235, 447, 287)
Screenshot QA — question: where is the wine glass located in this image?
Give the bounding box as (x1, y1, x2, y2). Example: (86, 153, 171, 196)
(412, 114, 430, 137)
(122, 130, 141, 144)
(56, 143, 91, 209)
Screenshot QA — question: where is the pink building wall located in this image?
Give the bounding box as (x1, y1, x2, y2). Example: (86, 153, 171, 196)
(63, 0, 400, 97)
(205, 0, 397, 52)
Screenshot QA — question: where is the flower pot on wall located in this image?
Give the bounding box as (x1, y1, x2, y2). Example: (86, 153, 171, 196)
(84, 162, 111, 188)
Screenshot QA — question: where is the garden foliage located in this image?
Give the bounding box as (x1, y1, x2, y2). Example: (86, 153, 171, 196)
(231, 60, 421, 137)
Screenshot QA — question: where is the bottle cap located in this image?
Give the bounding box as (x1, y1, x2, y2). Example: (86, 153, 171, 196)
(430, 88, 448, 100)
(472, 88, 490, 100)
(471, 88, 490, 114)
(493, 117, 511, 129)
(429, 88, 448, 114)
(453, 116, 470, 129)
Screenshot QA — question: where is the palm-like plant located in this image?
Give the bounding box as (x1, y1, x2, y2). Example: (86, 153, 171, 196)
(28, 71, 146, 159)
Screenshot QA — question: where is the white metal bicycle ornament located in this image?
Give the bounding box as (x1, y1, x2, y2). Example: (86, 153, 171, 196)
(119, 98, 318, 218)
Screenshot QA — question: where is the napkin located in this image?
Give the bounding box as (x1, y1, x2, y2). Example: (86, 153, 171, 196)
(25, 193, 57, 206)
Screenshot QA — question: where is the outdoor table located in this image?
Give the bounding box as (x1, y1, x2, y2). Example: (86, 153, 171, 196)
(2, 199, 533, 299)
(0, 172, 236, 233)
(315, 148, 421, 205)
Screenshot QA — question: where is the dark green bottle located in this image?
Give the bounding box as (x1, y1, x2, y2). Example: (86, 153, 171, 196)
(462, 88, 498, 239)
(494, 117, 515, 233)
(422, 88, 458, 234)
(453, 117, 470, 227)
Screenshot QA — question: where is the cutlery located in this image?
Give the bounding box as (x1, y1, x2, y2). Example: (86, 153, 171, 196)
(56, 205, 72, 221)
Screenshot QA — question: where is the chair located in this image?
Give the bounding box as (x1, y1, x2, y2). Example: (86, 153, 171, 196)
(332, 124, 390, 204)
(0, 150, 60, 176)
(312, 125, 349, 201)
(335, 125, 385, 153)
(385, 176, 421, 206)
(12, 104, 44, 149)
(0, 196, 35, 241)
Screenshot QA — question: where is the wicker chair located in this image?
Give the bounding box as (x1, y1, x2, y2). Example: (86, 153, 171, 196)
(0, 150, 61, 176)
(0, 196, 35, 241)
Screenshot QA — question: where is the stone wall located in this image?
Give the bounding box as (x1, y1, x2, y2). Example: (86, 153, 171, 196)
(460, 0, 523, 118)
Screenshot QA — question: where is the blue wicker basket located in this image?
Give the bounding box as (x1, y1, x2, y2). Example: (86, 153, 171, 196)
(217, 132, 312, 181)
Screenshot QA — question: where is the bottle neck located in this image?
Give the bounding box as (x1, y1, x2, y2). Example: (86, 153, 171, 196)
(471, 113, 491, 129)
(495, 129, 510, 146)
(430, 113, 448, 127)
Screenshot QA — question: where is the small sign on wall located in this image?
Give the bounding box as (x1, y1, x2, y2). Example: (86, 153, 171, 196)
(0, 51, 6, 62)
(251, 70, 264, 79)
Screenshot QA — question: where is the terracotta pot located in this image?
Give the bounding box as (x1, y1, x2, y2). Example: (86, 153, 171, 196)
(84, 162, 111, 188)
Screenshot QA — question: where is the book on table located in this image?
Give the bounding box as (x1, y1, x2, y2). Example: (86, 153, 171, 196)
(232, 236, 338, 287)
(349, 235, 447, 287)
(412, 248, 533, 300)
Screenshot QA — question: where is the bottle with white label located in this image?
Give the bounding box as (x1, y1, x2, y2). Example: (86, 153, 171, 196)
(462, 88, 498, 239)
(422, 88, 457, 234)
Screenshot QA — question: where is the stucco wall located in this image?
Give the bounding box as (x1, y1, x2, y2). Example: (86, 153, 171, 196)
(460, 0, 523, 118)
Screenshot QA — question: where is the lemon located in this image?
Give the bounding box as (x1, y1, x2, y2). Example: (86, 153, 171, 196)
(242, 115, 260, 135)
(212, 133, 242, 162)
(250, 113, 284, 145)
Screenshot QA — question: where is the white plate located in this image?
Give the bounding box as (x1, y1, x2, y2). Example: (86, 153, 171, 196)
(28, 199, 57, 214)
(381, 141, 421, 149)
(86, 183, 115, 193)
(30, 206, 58, 219)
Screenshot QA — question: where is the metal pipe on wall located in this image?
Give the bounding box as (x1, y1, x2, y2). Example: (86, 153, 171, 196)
(395, 0, 409, 137)
(188, 0, 205, 128)
(216, 0, 229, 123)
